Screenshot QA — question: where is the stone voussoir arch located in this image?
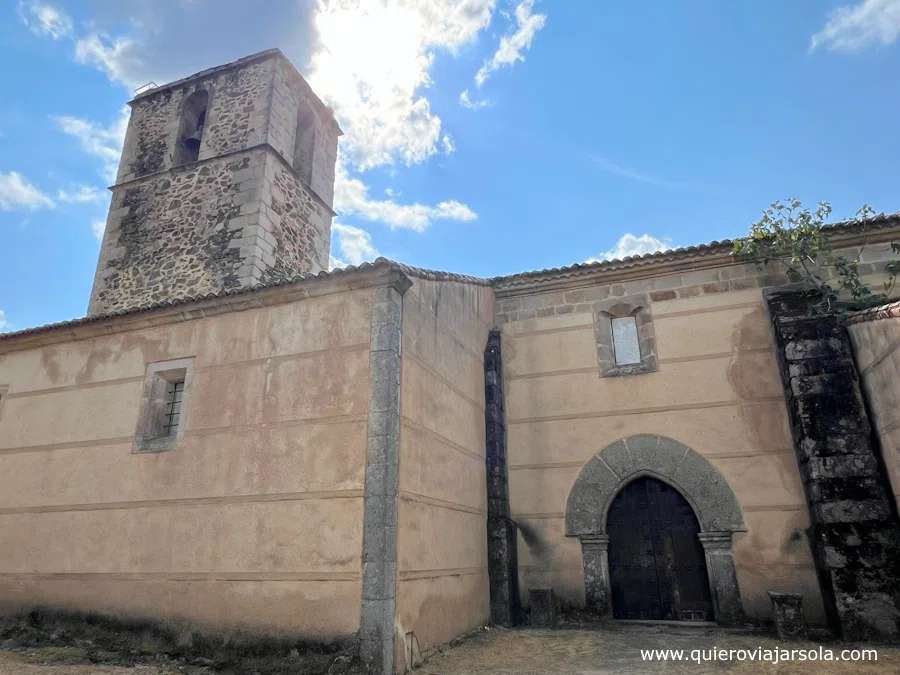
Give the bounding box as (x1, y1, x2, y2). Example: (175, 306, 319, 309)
(565, 434, 747, 625)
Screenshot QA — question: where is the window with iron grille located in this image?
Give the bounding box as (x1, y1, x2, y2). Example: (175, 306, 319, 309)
(134, 358, 194, 452)
(162, 380, 185, 437)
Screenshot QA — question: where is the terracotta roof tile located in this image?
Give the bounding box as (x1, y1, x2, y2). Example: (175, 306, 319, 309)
(3, 214, 898, 342)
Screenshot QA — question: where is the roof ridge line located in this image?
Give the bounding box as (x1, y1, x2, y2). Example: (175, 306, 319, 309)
(5, 214, 899, 342)
(372, 257, 492, 286)
(492, 212, 900, 286)
(0, 259, 395, 342)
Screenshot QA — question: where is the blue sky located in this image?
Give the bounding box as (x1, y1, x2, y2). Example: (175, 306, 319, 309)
(3, 0, 900, 332)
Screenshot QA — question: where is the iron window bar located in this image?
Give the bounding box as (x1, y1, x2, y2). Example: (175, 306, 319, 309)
(162, 380, 184, 437)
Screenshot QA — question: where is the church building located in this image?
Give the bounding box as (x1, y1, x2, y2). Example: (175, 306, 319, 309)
(1, 50, 899, 674)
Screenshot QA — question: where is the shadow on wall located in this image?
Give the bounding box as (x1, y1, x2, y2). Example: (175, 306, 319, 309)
(516, 519, 548, 562)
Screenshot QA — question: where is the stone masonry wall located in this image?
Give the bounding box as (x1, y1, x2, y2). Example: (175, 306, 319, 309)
(494, 261, 794, 326)
(90, 151, 263, 313)
(117, 57, 275, 184)
(91, 51, 340, 315)
(90, 147, 335, 315)
(261, 158, 331, 283)
(767, 290, 900, 640)
(494, 242, 899, 327)
(269, 57, 339, 209)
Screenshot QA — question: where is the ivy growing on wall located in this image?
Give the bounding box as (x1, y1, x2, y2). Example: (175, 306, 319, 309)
(732, 198, 900, 311)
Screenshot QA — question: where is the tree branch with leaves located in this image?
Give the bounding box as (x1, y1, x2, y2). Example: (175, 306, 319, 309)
(732, 198, 900, 311)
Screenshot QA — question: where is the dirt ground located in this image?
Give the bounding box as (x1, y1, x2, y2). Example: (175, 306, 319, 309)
(0, 650, 178, 675)
(3, 624, 899, 674)
(0, 610, 355, 675)
(416, 624, 900, 674)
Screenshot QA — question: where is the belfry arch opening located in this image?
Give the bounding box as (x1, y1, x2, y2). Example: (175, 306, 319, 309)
(606, 476, 713, 621)
(293, 102, 317, 183)
(175, 89, 209, 165)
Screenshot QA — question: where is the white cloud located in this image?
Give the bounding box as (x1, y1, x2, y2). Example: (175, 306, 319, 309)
(475, 0, 546, 86)
(441, 134, 456, 154)
(20, 0, 326, 93)
(0, 172, 55, 212)
(24, 1, 499, 173)
(17, 1, 73, 39)
(587, 155, 659, 184)
(53, 108, 129, 184)
(75, 34, 145, 90)
(459, 89, 493, 109)
(0, 309, 7, 332)
(584, 154, 693, 190)
(335, 160, 476, 232)
(332, 223, 379, 265)
(34, 2, 492, 236)
(811, 0, 900, 52)
(588, 233, 674, 263)
(92, 219, 107, 242)
(57, 185, 108, 204)
(309, 0, 496, 170)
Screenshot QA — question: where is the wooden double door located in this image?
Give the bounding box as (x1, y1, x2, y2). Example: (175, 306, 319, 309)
(607, 477, 713, 621)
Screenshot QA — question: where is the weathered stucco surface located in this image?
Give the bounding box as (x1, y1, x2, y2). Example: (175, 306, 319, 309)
(848, 306, 900, 511)
(0, 286, 376, 638)
(497, 266, 827, 625)
(395, 278, 494, 672)
(10, 42, 900, 673)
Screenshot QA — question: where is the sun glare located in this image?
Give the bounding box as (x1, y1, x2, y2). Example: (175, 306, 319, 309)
(307, 1, 493, 169)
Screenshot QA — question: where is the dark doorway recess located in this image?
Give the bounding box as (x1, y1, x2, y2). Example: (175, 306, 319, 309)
(607, 477, 713, 621)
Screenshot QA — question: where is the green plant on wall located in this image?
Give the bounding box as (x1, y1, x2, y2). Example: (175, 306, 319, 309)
(732, 198, 900, 311)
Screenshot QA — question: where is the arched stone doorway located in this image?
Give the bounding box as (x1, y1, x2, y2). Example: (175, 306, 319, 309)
(565, 435, 746, 625)
(607, 476, 713, 621)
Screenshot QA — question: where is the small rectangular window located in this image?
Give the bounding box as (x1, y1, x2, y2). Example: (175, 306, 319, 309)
(162, 380, 185, 437)
(595, 295, 659, 377)
(0, 385, 8, 420)
(134, 358, 194, 453)
(611, 316, 641, 365)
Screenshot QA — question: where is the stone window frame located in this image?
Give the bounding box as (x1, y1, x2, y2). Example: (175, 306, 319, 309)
(593, 293, 659, 377)
(133, 357, 195, 453)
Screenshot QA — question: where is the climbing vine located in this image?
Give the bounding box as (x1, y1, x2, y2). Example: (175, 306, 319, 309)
(732, 198, 900, 311)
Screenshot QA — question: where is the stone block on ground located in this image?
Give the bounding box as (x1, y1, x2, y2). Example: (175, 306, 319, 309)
(768, 590, 807, 640)
(529, 588, 557, 628)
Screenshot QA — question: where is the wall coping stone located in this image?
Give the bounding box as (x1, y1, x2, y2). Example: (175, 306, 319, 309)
(6, 218, 900, 351)
(493, 216, 900, 296)
(846, 299, 900, 325)
(0, 263, 411, 355)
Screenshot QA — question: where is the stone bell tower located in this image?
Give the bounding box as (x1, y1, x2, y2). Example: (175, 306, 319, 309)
(88, 49, 342, 315)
